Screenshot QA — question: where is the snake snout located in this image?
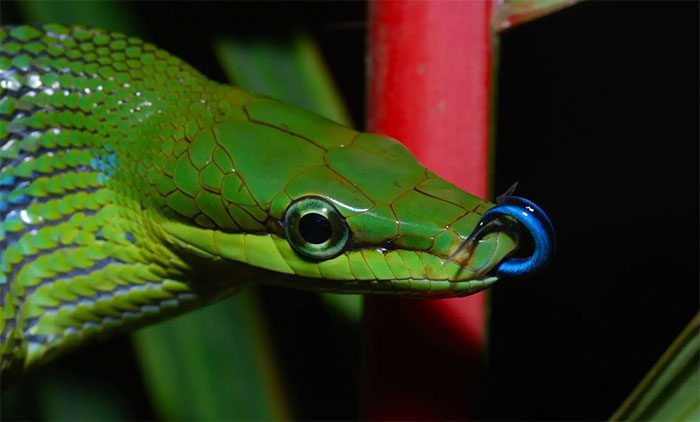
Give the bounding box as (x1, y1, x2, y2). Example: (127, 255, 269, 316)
(479, 196, 556, 277)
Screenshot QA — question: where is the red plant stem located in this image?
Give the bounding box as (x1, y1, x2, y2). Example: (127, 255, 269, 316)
(362, 1, 495, 420)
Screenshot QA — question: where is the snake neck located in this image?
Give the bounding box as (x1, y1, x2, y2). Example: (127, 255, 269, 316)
(0, 24, 254, 376)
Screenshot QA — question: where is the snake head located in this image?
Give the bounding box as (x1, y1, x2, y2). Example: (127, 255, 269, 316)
(162, 97, 555, 297)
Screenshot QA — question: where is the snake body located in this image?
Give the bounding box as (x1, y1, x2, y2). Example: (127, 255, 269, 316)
(0, 24, 553, 380)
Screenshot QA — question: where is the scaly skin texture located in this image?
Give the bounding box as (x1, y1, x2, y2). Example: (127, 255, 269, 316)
(0, 25, 518, 380)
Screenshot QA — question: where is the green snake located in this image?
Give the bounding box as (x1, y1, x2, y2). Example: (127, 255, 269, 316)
(0, 24, 553, 382)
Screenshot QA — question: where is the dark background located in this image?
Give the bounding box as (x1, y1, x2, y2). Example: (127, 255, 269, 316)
(490, 1, 698, 419)
(1, 1, 698, 420)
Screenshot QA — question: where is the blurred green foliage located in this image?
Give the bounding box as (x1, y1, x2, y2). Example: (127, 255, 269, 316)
(612, 313, 699, 421)
(135, 292, 289, 421)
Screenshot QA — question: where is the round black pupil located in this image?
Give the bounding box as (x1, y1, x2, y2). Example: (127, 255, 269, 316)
(298, 213, 332, 244)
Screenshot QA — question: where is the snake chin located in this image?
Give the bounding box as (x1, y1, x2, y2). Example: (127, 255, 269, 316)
(306, 275, 500, 298)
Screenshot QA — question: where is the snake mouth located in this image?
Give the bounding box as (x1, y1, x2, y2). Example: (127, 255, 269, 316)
(447, 216, 521, 273)
(475, 195, 556, 277)
(322, 194, 555, 296)
(293, 227, 520, 297)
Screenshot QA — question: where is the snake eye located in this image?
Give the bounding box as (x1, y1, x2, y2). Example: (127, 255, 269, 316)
(284, 197, 349, 260)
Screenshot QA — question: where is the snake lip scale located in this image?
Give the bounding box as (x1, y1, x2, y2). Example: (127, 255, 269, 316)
(0, 24, 555, 380)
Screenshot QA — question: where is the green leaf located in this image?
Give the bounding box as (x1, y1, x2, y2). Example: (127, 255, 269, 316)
(134, 291, 289, 421)
(495, 0, 582, 32)
(36, 376, 132, 421)
(18, 0, 139, 35)
(215, 33, 352, 126)
(611, 313, 700, 421)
